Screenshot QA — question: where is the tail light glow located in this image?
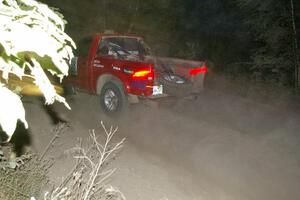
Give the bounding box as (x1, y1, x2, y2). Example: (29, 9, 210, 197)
(132, 69, 152, 78)
(189, 66, 207, 75)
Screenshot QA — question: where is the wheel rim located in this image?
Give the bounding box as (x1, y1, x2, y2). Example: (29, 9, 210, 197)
(104, 89, 119, 111)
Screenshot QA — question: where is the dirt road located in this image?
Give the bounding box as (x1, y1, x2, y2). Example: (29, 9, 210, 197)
(22, 82, 300, 200)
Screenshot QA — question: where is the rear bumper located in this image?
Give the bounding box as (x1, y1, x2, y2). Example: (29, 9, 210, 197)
(148, 93, 169, 99)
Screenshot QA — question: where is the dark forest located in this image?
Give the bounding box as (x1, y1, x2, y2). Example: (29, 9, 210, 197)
(41, 0, 300, 88)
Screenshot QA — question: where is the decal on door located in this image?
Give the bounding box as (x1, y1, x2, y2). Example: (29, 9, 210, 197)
(93, 60, 104, 68)
(112, 66, 121, 71)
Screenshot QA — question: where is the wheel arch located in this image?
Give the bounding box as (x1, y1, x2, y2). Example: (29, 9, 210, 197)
(96, 74, 124, 95)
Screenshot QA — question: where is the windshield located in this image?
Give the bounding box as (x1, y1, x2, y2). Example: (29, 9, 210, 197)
(98, 37, 150, 58)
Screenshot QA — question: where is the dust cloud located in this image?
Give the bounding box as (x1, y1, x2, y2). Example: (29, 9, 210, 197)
(21, 74, 300, 200)
(110, 74, 300, 200)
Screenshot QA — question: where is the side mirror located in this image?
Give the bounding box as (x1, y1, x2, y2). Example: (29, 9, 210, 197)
(69, 57, 78, 75)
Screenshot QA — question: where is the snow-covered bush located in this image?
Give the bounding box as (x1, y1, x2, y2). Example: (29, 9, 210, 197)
(0, 0, 75, 141)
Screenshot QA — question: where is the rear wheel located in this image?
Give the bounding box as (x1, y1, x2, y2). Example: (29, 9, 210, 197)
(100, 81, 128, 115)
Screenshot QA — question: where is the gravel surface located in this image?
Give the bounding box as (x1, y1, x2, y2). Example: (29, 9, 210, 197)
(19, 78, 300, 200)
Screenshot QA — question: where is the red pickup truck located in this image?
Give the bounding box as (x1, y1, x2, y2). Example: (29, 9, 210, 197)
(66, 33, 207, 115)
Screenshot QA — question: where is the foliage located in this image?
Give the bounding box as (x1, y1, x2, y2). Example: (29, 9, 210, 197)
(40, 0, 299, 85)
(237, 0, 296, 85)
(41, 0, 250, 65)
(0, 152, 48, 200)
(0, 85, 28, 142)
(0, 122, 69, 200)
(0, 0, 75, 141)
(0, 148, 32, 169)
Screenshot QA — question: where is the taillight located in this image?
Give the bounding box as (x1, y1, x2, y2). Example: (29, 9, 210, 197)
(132, 69, 154, 81)
(189, 66, 207, 75)
(132, 69, 152, 78)
(130, 67, 154, 95)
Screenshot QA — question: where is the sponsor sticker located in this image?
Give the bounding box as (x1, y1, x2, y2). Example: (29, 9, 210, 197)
(113, 66, 121, 71)
(153, 85, 163, 95)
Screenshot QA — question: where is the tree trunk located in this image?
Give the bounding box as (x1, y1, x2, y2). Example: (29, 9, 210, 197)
(290, 0, 300, 90)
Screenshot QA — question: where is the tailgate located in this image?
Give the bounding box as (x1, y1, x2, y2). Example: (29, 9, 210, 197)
(154, 57, 207, 94)
(155, 56, 207, 78)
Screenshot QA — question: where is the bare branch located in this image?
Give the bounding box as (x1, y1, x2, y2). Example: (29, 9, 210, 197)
(44, 122, 125, 200)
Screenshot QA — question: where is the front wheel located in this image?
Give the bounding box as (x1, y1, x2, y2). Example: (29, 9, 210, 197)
(100, 81, 128, 115)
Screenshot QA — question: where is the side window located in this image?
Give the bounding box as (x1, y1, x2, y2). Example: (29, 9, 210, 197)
(97, 39, 109, 56)
(139, 40, 151, 55)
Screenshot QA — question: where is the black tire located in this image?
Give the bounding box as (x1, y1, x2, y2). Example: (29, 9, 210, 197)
(100, 81, 128, 115)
